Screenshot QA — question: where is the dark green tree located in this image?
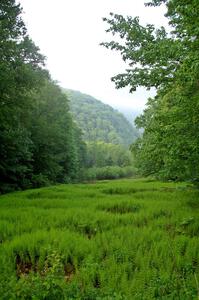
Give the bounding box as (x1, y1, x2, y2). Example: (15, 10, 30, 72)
(0, 0, 48, 192)
(0, 0, 86, 192)
(29, 81, 86, 185)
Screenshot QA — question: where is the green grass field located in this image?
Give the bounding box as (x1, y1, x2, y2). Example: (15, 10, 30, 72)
(0, 178, 198, 299)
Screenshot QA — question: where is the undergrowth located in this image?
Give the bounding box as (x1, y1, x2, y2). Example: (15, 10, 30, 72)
(0, 178, 198, 299)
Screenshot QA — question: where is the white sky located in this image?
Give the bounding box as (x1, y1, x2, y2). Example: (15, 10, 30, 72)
(19, 0, 167, 112)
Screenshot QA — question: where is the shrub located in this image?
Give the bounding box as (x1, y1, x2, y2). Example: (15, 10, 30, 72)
(83, 166, 136, 181)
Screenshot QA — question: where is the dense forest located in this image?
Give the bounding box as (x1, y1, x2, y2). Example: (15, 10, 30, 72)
(0, 0, 137, 193)
(1, 0, 198, 191)
(102, 0, 199, 184)
(65, 89, 137, 180)
(0, 0, 86, 193)
(65, 89, 139, 146)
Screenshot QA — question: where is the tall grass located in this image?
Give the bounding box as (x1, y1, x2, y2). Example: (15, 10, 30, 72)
(0, 178, 198, 299)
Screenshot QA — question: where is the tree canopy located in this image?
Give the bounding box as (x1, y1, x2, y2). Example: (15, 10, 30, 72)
(102, 0, 199, 183)
(0, 0, 85, 192)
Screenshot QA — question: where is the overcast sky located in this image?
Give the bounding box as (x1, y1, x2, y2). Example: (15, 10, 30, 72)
(19, 0, 167, 112)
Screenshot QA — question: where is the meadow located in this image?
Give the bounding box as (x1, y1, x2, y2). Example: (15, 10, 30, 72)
(0, 178, 198, 299)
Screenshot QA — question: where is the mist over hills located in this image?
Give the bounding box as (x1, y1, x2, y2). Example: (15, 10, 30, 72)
(64, 89, 139, 147)
(112, 105, 141, 125)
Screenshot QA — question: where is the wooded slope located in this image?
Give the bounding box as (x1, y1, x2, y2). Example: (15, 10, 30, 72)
(65, 89, 139, 146)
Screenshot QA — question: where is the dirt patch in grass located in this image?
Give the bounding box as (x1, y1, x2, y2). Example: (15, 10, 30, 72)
(16, 254, 34, 277)
(93, 274, 101, 288)
(16, 253, 76, 281)
(64, 261, 75, 282)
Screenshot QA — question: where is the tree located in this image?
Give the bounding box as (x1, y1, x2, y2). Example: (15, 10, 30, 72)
(0, 0, 48, 192)
(0, 1, 86, 192)
(102, 0, 199, 182)
(101, 0, 198, 91)
(0, 0, 47, 104)
(85, 142, 133, 168)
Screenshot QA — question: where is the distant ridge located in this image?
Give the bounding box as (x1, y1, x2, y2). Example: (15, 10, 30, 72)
(113, 106, 141, 125)
(64, 89, 139, 146)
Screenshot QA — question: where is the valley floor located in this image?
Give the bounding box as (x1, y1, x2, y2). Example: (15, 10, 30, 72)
(0, 178, 198, 299)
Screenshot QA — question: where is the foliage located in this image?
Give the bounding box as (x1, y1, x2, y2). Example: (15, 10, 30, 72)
(102, 0, 199, 183)
(85, 142, 133, 168)
(0, 179, 198, 298)
(0, 1, 86, 192)
(29, 81, 86, 184)
(65, 89, 139, 146)
(83, 166, 136, 181)
(83, 141, 135, 181)
(132, 84, 199, 181)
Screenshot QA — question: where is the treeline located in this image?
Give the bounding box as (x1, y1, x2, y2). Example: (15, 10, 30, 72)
(0, 1, 85, 193)
(0, 0, 136, 193)
(83, 142, 136, 180)
(66, 89, 139, 146)
(85, 142, 133, 168)
(103, 0, 199, 184)
(66, 89, 137, 180)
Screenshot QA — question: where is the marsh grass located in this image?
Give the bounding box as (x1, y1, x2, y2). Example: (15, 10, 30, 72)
(0, 178, 198, 299)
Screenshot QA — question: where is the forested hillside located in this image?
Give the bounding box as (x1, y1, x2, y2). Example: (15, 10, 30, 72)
(65, 89, 139, 146)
